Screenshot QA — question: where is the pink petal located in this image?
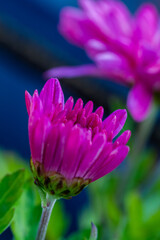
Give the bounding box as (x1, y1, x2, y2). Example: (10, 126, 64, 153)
(144, 61, 160, 91)
(139, 44, 158, 68)
(80, 0, 133, 60)
(59, 7, 97, 47)
(64, 97, 74, 113)
(134, 4, 158, 41)
(79, 0, 132, 40)
(60, 127, 92, 179)
(43, 64, 101, 80)
(85, 39, 109, 59)
(105, 0, 132, 37)
(84, 101, 93, 116)
(73, 98, 83, 113)
(69, 129, 92, 179)
(103, 115, 116, 141)
(30, 90, 43, 117)
(25, 91, 32, 115)
(86, 113, 100, 129)
(75, 133, 106, 177)
(84, 142, 112, 179)
(114, 130, 131, 147)
(59, 126, 83, 178)
(92, 145, 129, 182)
(95, 52, 133, 84)
(43, 124, 60, 172)
(103, 109, 127, 138)
(79, 0, 113, 40)
(95, 106, 104, 119)
(29, 117, 51, 164)
(40, 78, 64, 115)
(51, 123, 72, 173)
(127, 84, 153, 122)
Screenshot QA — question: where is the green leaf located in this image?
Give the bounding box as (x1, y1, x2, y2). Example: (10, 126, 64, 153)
(125, 192, 145, 240)
(105, 196, 122, 228)
(67, 229, 90, 240)
(11, 179, 41, 240)
(126, 149, 156, 192)
(145, 209, 160, 239)
(0, 208, 14, 234)
(79, 206, 98, 231)
(0, 169, 25, 234)
(0, 151, 30, 179)
(141, 193, 160, 239)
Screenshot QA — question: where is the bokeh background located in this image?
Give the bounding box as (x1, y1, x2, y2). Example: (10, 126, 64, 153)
(0, 1, 160, 239)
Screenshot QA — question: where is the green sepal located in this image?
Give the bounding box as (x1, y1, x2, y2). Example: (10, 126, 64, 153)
(30, 159, 91, 199)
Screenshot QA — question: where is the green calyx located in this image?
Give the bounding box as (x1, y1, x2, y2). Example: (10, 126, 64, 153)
(30, 159, 91, 199)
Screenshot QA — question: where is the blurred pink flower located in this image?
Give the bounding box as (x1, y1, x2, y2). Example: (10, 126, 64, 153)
(25, 78, 130, 198)
(44, 0, 160, 122)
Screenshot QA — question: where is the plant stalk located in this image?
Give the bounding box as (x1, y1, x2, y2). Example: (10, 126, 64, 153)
(119, 103, 158, 198)
(129, 103, 158, 167)
(36, 196, 56, 240)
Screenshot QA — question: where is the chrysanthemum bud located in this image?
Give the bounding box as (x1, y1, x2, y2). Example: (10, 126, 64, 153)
(26, 78, 130, 199)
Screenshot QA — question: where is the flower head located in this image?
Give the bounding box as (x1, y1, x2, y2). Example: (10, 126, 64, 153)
(25, 78, 130, 199)
(45, 0, 160, 122)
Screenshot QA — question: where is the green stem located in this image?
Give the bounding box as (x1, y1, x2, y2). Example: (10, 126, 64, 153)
(36, 195, 56, 240)
(121, 103, 158, 195)
(129, 103, 157, 166)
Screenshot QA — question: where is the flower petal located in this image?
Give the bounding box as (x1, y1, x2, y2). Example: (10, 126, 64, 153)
(127, 84, 153, 122)
(60, 127, 91, 179)
(85, 39, 109, 59)
(84, 142, 112, 179)
(40, 78, 64, 115)
(75, 133, 106, 177)
(59, 7, 96, 47)
(43, 125, 59, 172)
(95, 52, 133, 84)
(95, 106, 104, 119)
(29, 117, 51, 164)
(25, 91, 32, 115)
(51, 122, 72, 173)
(30, 90, 43, 117)
(92, 145, 129, 182)
(84, 101, 93, 116)
(103, 109, 127, 138)
(114, 130, 131, 147)
(134, 4, 158, 41)
(79, 0, 132, 39)
(44, 64, 100, 80)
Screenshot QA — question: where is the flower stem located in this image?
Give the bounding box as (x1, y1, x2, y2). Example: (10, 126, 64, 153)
(119, 104, 158, 198)
(129, 103, 157, 166)
(36, 196, 56, 240)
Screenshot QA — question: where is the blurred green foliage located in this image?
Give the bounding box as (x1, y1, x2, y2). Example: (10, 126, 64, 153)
(11, 179, 41, 240)
(0, 151, 68, 239)
(0, 169, 25, 234)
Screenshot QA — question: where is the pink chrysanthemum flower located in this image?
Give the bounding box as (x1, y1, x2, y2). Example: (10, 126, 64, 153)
(45, 0, 160, 122)
(25, 78, 130, 199)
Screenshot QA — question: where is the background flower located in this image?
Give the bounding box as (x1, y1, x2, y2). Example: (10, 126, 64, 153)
(45, 0, 160, 122)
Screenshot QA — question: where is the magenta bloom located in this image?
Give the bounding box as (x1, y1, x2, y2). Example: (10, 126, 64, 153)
(25, 78, 130, 198)
(45, 0, 160, 122)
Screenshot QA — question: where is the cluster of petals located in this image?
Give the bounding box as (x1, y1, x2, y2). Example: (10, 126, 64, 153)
(45, 0, 160, 121)
(25, 78, 130, 185)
